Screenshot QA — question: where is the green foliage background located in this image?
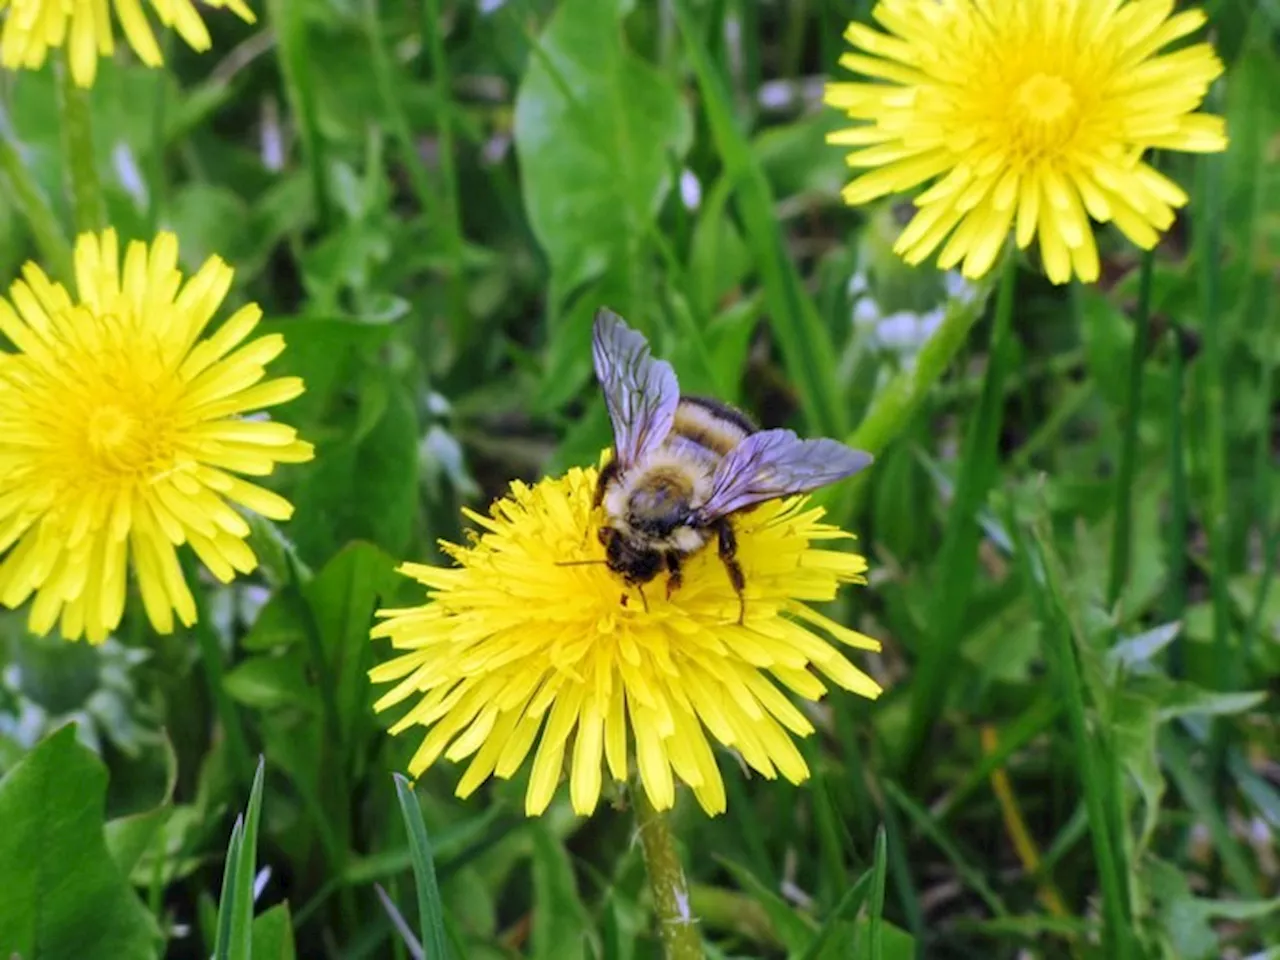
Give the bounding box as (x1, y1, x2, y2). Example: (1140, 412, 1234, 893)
(0, 1, 1278, 958)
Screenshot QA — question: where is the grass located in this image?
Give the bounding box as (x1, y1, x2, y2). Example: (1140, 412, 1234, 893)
(0, 3, 1276, 959)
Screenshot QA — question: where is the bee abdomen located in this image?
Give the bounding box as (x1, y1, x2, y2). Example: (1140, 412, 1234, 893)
(672, 396, 756, 457)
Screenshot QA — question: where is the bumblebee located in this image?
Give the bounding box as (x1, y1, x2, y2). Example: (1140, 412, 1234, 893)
(590, 309, 872, 622)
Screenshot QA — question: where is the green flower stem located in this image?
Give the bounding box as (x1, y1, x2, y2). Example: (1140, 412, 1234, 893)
(903, 252, 1017, 773)
(1106, 249, 1154, 612)
(0, 119, 75, 284)
(840, 274, 993, 516)
(56, 55, 106, 235)
(634, 789, 703, 960)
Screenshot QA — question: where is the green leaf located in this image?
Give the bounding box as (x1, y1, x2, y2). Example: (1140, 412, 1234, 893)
(531, 822, 590, 960)
(251, 903, 298, 960)
(513, 0, 692, 310)
(291, 375, 420, 561)
(224, 650, 318, 713)
(105, 733, 178, 878)
(394, 774, 451, 960)
(1146, 857, 1280, 960)
(0, 724, 161, 959)
(302, 541, 401, 744)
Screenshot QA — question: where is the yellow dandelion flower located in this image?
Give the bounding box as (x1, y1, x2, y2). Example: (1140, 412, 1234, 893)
(370, 465, 882, 818)
(0, 0, 255, 88)
(825, 0, 1228, 283)
(0, 229, 313, 643)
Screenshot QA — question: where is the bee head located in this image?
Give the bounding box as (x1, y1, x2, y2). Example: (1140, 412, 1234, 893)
(599, 525, 664, 584)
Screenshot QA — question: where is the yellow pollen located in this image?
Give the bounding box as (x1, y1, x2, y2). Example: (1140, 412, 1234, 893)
(86, 405, 147, 473)
(1015, 73, 1076, 125)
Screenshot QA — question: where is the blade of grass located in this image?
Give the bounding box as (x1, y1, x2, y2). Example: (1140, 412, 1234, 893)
(265, 0, 329, 226)
(904, 251, 1017, 772)
(674, 0, 845, 438)
(421, 0, 469, 345)
(1106, 249, 1154, 612)
(1194, 87, 1232, 831)
(213, 816, 245, 960)
(1012, 506, 1133, 960)
(883, 780, 1008, 918)
(225, 757, 266, 960)
(981, 726, 1072, 927)
(0, 116, 74, 283)
(935, 695, 1061, 822)
(55, 55, 106, 233)
(1243, 233, 1278, 668)
(867, 825, 888, 960)
(1161, 727, 1259, 897)
(393, 774, 451, 960)
(1165, 325, 1191, 676)
(878, 797, 923, 951)
(798, 871, 873, 960)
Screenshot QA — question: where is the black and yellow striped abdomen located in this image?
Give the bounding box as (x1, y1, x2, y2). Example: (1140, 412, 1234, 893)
(670, 395, 756, 458)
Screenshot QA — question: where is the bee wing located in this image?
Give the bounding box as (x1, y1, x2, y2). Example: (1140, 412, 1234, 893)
(696, 429, 873, 519)
(592, 309, 679, 469)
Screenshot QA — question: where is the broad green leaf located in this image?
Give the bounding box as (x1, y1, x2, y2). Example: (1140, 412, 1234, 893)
(531, 822, 591, 960)
(291, 375, 420, 561)
(251, 903, 298, 960)
(224, 650, 319, 713)
(514, 0, 692, 309)
(105, 733, 178, 877)
(1146, 857, 1280, 960)
(302, 541, 401, 744)
(0, 725, 161, 959)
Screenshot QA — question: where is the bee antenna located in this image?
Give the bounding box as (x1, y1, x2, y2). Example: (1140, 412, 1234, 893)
(554, 559, 609, 567)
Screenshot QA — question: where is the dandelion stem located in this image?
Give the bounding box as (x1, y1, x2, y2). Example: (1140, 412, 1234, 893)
(841, 273, 993, 516)
(1106, 248, 1154, 613)
(55, 54, 107, 234)
(634, 789, 703, 960)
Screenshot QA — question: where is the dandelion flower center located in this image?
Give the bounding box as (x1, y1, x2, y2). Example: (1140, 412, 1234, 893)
(825, 0, 1228, 283)
(370, 465, 883, 818)
(86, 404, 154, 472)
(1011, 73, 1077, 147)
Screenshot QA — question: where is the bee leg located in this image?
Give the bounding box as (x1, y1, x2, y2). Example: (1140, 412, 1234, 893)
(664, 552, 683, 600)
(589, 460, 620, 547)
(593, 459, 619, 509)
(635, 582, 650, 613)
(714, 518, 747, 625)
